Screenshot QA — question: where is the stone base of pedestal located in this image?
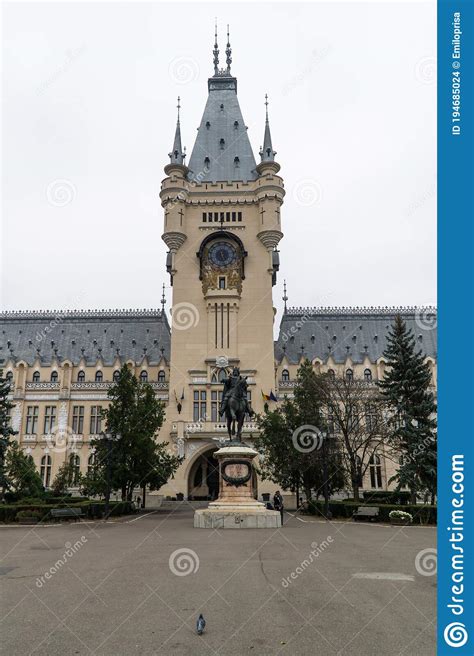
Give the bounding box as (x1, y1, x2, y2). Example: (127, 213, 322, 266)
(194, 507, 281, 529)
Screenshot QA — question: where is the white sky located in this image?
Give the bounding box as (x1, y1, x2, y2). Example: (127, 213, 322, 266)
(1, 1, 436, 322)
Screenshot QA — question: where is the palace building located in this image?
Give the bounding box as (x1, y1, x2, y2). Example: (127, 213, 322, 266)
(1, 32, 437, 503)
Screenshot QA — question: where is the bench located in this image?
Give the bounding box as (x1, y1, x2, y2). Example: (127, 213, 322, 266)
(353, 506, 379, 522)
(50, 508, 85, 521)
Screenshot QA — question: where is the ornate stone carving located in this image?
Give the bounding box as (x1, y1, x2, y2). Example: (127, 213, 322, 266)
(11, 402, 23, 432)
(257, 229, 283, 250)
(161, 231, 187, 252)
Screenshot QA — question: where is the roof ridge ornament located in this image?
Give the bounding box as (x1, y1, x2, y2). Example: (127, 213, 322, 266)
(226, 24, 232, 73)
(213, 19, 219, 75)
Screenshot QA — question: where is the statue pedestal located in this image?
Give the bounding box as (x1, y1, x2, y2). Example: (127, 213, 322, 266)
(194, 445, 281, 529)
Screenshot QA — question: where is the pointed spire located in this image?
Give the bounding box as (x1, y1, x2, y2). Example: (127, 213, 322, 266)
(161, 283, 167, 314)
(283, 279, 288, 313)
(168, 96, 185, 165)
(213, 19, 219, 75)
(225, 25, 232, 73)
(260, 94, 277, 162)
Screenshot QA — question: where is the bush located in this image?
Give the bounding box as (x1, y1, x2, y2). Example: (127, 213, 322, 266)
(362, 490, 411, 505)
(389, 510, 413, 522)
(304, 500, 436, 524)
(16, 509, 44, 521)
(0, 499, 134, 523)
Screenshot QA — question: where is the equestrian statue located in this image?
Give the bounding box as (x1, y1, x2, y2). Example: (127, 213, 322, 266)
(219, 367, 253, 442)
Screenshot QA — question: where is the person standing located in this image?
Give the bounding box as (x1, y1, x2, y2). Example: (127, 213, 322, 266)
(273, 490, 284, 525)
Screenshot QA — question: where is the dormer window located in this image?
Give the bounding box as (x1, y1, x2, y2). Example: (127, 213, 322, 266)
(219, 138, 225, 150)
(234, 156, 240, 167)
(346, 369, 354, 382)
(140, 370, 148, 382)
(50, 371, 58, 383)
(281, 369, 290, 382)
(205, 121, 211, 129)
(234, 121, 239, 129)
(113, 370, 120, 382)
(77, 371, 85, 383)
(204, 156, 210, 166)
(95, 371, 103, 382)
(33, 371, 40, 383)
(158, 370, 166, 383)
(220, 103, 224, 111)
(364, 368, 372, 382)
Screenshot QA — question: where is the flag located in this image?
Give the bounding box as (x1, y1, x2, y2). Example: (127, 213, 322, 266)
(261, 389, 271, 402)
(270, 390, 278, 402)
(181, 388, 185, 400)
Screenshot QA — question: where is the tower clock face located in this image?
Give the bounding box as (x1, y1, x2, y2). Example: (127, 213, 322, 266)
(208, 242, 237, 268)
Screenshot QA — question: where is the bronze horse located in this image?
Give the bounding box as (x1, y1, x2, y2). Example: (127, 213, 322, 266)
(224, 377, 252, 442)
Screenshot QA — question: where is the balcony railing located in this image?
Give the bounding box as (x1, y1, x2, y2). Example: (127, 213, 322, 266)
(184, 421, 260, 434)
(26, 382, 60, 390)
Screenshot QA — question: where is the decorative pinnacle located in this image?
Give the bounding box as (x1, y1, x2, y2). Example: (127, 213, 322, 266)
(177, 96, 181, 123)
(213, 19, 219, 74)
(283, 280, 288, 313)
(265, 93, 269, 122)
(226, 24, 232, 73)
(161, 283, 166, 312)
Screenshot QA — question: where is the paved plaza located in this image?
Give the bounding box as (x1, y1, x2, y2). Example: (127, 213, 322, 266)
(1, 507, 436, 655)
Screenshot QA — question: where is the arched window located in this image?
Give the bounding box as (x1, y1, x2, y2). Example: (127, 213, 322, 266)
(139, 370, 148, 383)
(281, 369, 290, 382)
(364, 368, 372, 382)
(369, 453, 383, 489)
(95, 371, 103, 382)
(113, 370, 120, 382)
(33, 371, 40, 383)
(345, 368, 354, 382)
(87, 453, 96, 475)
(218, 369, 227, 383)
(50, 371, 58, 383)
(6, 371, 13, 384)
(40, 454, 52, 487)
(77, 371, 85, 383)
(158, 370, 166, 383)
(69, 454, 81, 485)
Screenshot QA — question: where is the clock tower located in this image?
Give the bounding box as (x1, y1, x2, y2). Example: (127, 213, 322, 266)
(159, 28, 284, 496)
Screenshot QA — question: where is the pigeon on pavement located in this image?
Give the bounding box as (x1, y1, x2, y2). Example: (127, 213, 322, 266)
(196, 614, 206, 635)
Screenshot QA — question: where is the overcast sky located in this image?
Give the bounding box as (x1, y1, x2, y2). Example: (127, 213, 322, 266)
(1, 1, 436, 323)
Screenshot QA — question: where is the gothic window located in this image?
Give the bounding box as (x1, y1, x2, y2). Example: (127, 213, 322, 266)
(95, 371, 103, 382)
(113, 370, 120, 382)
(25, 406, 39, 434)
(90, 406, 103, 434)
(219, 277, 226, 289)
(33, 371, 40, 383)
(6, 371, 13, 383)
(158, 370, 166, 382)
(369, 453, 383, 489)
(88, 453, 96, 475)
(346, 368, 354, 382)
(365, 403, 377, 432)
(139, 370, 148, 382)
(69, 454, 81, 485)
(72, 406, 84, 434)
(50, 371, 58, 383)
(40, 455, 52, 487)
(193, 390, 207, 422)
(364, 368, 372, 382)
(327, 369, 335, 379)
(77, 371, 85, 383)
(43, 406, 57, 434)
(281, 369, 290, 382)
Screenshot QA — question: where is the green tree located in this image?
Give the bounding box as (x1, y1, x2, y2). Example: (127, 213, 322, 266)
(89, 365, 181, 501)
(4, 441, 44, 498)
(256, 360, 345, 507)
(0, 369, 16, 495)
(51, 458, 81, 496)
(378, 315, 437, 503)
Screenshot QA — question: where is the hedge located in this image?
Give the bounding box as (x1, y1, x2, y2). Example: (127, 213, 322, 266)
(0, 500, 135, 523)
(305, 500, 436, 524)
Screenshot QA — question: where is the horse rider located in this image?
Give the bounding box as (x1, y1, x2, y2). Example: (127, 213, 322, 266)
(219, 367, 253, 417)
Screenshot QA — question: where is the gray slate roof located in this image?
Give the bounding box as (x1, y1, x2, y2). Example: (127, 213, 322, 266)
(187, 75, 258, 183)
(0, 309, 170, 366)
(275, 307, 437, 365)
